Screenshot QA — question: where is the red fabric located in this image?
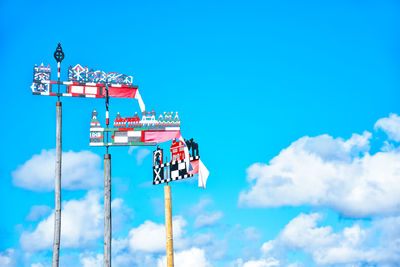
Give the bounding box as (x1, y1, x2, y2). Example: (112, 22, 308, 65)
(188, 160, 199, 175)
(144, 131, 180, 143)
(108, 87, 137, 98)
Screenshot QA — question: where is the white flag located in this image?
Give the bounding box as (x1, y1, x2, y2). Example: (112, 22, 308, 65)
(198, 159, 209, 189)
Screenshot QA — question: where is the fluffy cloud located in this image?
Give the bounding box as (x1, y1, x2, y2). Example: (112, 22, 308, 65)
(243, 227, 261, 241)
(236, 212, 400, 266)
(25, 205, 51, 221)
(237, 116, 400, 265)
(280, 213, 337, 251)
(128, 216, 188, 253)
(79, 252, 103, 267)
(18, 199, 228, 266)
(20, 192, 129, 253)
(190, 198, 224, 228)
(194, 211, 223, 228)
(105, 211, 227, 266)
(20, 191, 103, 251)
(375, 113, 400, 141)
(239, 128, 400, 217)
(111, 198, 134, 233)
(12, 149, 103, 191)
(233, 257, 280, 267)
(191, 198, 213, 214)
(128, 220, 167, 253)
(0, 249, 17, 267)
(82, 247, 211, 267)
(157, 247, 211, 267)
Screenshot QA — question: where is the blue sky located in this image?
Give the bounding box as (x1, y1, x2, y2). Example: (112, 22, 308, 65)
(1, 0, 400, 266)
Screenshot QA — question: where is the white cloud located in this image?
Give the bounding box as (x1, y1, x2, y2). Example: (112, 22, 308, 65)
(79, 252, 103, 267)
(191, 198, 213, 214)
(106, 213, 228, 265)
(128, 216, 188, 253)
(279, 213, 398, 265)
(127, 220, 165, 253)
(19, 209, 228, 266)
(280, 213, 337, 251)
(194, 211, 223, 228)
(241, 212, 400, 266)
(136, 148, 151, 165)
(92, 215, 220, 266)
(20, 191, 103, 251)
(111, 198, 133, 233)
(233, 258, 280, 267)
(239, 129, 400, 217)
(244, 227, 261, 241)
(237, 115, 400, 265)
(375, 113, 400, 141)
(190, 198, 223, 228)
(0, 249, 17, 267)
(111, 251, 159, 267)
(12, 149, 103, 191)
(25, 205, 51, 221)
(243, 258, 279, 267)
(157, 247, 211, 267)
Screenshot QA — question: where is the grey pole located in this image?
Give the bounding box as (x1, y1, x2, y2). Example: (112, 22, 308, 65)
(104, 154, 112, 267)
(52, 101, 62, 267)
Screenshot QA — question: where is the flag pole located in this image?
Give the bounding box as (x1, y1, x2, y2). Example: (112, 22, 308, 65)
(164, 183, 174, 267)
(52, 43, 64, 267)
(104, 75, 112, 267)
(52, 100, 62, 267)
(104, 153, 112, 267)
(164, 156, 174, 267)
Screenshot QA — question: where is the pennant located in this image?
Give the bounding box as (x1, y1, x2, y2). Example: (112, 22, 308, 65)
(107, 87, 146, 113)
(198, 159, 209, 189)
(144, 131, 180, 143)
(108, 87, 137, 98)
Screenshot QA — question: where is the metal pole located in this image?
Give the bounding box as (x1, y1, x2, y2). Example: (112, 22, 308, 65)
(52, 101, 62, 267)
(164, 185, 174, 267)
(104, 154, 112, 267)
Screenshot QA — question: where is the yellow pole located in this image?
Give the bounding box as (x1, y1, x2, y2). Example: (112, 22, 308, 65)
(164, 184, 174, 267)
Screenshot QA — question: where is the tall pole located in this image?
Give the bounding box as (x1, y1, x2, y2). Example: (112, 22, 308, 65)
(52, 43, 64, 267)
(104, 154, 112, 267)
(52, 101, 62, 267)
(164, 184, 174, 267)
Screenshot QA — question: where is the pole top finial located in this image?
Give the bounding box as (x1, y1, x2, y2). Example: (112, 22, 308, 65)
(54, 43, 65, 63)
